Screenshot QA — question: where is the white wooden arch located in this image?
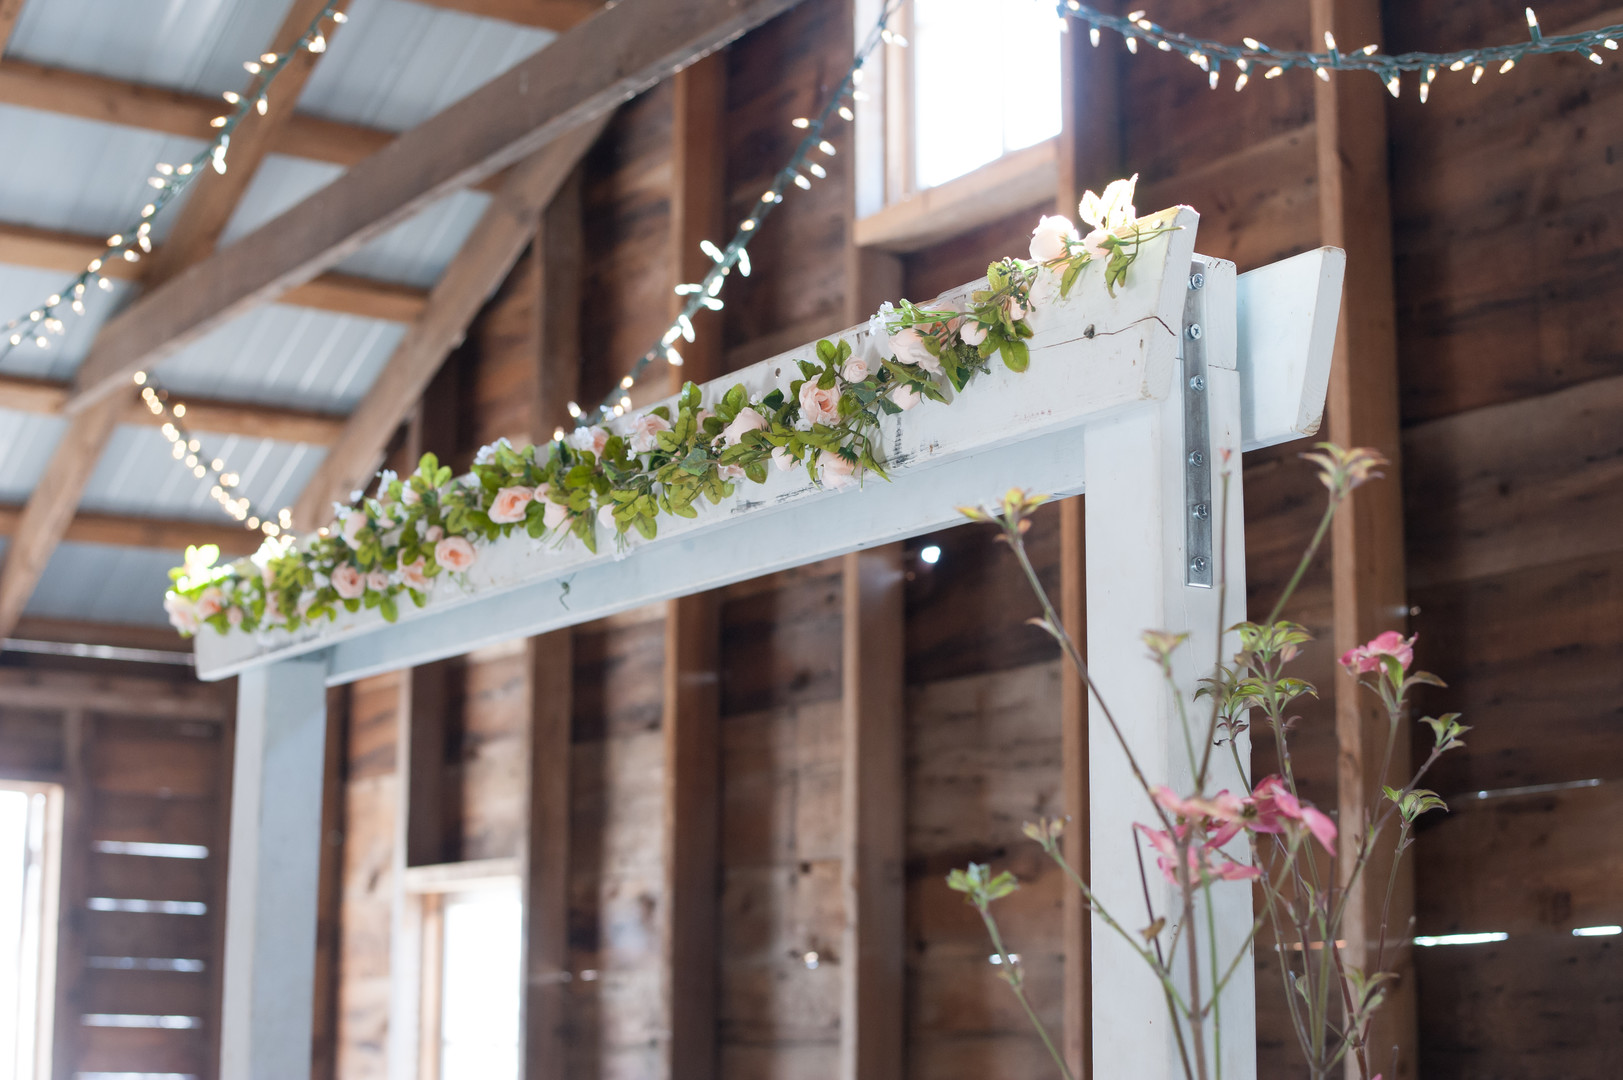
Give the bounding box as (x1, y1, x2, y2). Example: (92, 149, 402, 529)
(202, 207, 1344, 1079)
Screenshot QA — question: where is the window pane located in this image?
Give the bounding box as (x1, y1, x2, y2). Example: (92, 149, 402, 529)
(913, 0, 1064, 190)
(0, 788, 55, 1080)
(439, 889, 522, 1080)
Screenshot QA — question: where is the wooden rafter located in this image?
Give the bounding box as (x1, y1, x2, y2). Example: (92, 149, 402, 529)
(411, 0, 603, 30)
(289, 117, 607, 530)
(65, 0, 803, 413)
(143, 0, 353, 286)
(0, 504, 261, 556)
(0, 222, 427, 323)
(0, 0, 24, 53)
(0, 374, 344, 444)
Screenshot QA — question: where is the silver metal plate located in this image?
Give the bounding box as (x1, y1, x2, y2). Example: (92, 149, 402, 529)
(1183, 262, 1213, 588)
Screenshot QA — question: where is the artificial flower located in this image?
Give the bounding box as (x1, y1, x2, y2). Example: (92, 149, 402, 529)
(771, 445, 797, 471)
(366, 570, 390, 592)
(195, 587, 224, 620)
(566, 425, 609, 456)
(842, 355, 870, 383)
(435, 536, 476, 572)
(339, 509, 369, 549)
(1006, 296, 1028, 321)
(960, 320, 988, 347)
(1029, 214, 1078, 262)
(332, 564, 365, 600)
(425, 524, 444, 543)
(400, 558, 430, 591)
(488, 485, 535, 525)
(799, 381, 841, 427)
(722, 406, 770, 446)
(890, 327, 941, 374)
(890, 384, 922, 411)
(1079, 174, 1138, 233)
(818, 450, 858, 489)
(630, 412, 672, 454)
(163, 592, 199, 635)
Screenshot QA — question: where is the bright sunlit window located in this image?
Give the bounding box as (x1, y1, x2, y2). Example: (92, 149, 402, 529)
(0, 784, 61, 1080)
(438, 888, 522, 1080)
(911, 0, 1063, 190)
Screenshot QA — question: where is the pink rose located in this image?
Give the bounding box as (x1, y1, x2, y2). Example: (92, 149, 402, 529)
(799, 381, 841, 427)
(425, 524, 444, 543)
(630, 413, 672, 453)
(566, 425, 609, 456)
(959, 320, 988, 347)
(340, 509, 369, 548)
(842, 356, 870, 383)
(771, 445, 797, 472)
(1082, 228, 1112, 263)
(195, 587, 224, 620)
(890, 384, 921, 411)
(890, 327, 941, 374)
(227, 607, 243, 628)
(435, 536, 476, 572)
(401, 558, 430, 591)
(163, 593, 199, 635)
(331, 564, 364, 600)
(488, 485, 534, 525)
(1030, 214, 1078, 262)
(366, 570, 390, 592)
(722, 406, 770, 447)
(1340, 630, 1416, 675)
(718, 464, 745, 481)
(1006, 296, 1028, 321)
(818, 450, 858, 490)
(543, 501, 570, 530)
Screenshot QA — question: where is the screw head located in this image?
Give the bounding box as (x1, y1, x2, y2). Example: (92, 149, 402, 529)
(1189, 273, 1206, 290)
(1192, 503, 1210, 520)
(1187, 323, 1203, 340)
(1188, 450, 1205, 467)
(1189, 375, 1206, 392)
(1190, 556, 1209, 574)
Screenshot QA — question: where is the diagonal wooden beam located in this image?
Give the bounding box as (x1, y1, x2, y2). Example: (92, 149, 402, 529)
(143, 0, 353, 286)
(0, 58, 395, 168)
(0, 374, 345, 445)
(0, 0, 24, 53)
(290, 118, 606, 529)
(0, 503, 261, 556)
(411, 0, 603, 30)
(0, 221, 428, 322)
(65, 0, 803, 414)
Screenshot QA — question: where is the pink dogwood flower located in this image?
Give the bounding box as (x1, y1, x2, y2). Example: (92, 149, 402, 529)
(1251, 776, 1337, 854)
(1340, 630, 1416, 675)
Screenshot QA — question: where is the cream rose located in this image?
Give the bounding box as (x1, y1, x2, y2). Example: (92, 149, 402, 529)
(340, 509, 368, 549)
(435, 536, 476, 571)
(890, 384, 922, 411)
(798, 380, 842, 427)
(960, 320, 988, 347)
(842, 355, 870, 383)
(164, 593, 199, 635)
(401, 558, 430, 591)
(1030, 214, 1078, 262)
(890, 327, 941, 374)
(488, 485, 534, 525)
(195, 587, 224, 620)
(630, 413, 672, 453)
(332, 563, 365, 600)
(425, 524, 445, 543)
(227, 607, 243, 628)
(722, 406, 770, 447)
(544, 501, 571, 530)
(1082, 229, 1113, 264)
(818, 450, 858, 490)
(1006, 296, 1028, 321)
(366, 570, 390, 592)
(771, 445, 797, 472)
(718, 464, 745, 481)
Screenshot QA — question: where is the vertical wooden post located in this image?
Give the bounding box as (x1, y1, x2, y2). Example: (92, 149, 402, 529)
(310, 687, 347, 1080)
(221, 654, 330, 1080)
(662, 51, 727, 1080)
(50, 709, 87, 1080)
(521, 155, 585, 1080)
(839, 546, 906, 1080)
(1057, 13, 1122, 1078)
(1309, 3, 1414, 1077)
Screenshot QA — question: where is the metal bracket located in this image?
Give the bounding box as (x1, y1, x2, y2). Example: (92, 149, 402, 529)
(1183, 263, 1213, 589)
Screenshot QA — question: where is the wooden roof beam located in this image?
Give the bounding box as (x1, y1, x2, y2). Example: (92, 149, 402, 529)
(410, 0, 603, 31)
(65, 0, 804, 414)
(0, 503, 261, 557)
(0, 374, 345, 446)
(0, 221, 428, 323)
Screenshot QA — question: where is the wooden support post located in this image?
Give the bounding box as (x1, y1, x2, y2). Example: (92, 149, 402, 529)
(311, 687, 348, 1080)
(220, 654, 330, 1080)
(520, 150, 585, 1080)
(1310, 2, 1414, 1077)
(49, 709, 87, 1080)
(1057, 12, 1122, 1077)
(662, 52, 726, 1080)
(839, 546, 906, 1080)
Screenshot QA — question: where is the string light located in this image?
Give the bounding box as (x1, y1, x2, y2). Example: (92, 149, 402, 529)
(0, 2, 348, 363)
(580, 0, 904, 426)
(1056, 4, 1622, 98)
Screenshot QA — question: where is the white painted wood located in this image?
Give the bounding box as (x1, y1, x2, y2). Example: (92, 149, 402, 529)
(220, 654, 329, 1080)
(1084, 255, 1253, 1079)
(1237, 246, 1345, 452)
(196, 208, 1202, 683)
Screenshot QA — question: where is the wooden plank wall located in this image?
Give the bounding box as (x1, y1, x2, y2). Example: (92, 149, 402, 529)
(315, 0, 1623, 1078)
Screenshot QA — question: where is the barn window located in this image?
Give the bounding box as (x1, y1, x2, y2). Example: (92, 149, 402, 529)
(0, 782, 63, 1080)
(417, 883, 523, 1080)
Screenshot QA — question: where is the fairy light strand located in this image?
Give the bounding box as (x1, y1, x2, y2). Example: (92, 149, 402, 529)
(0, 2, 349, 363)
(1057, 3, 1621, 97)
(575, 0, 905, 427)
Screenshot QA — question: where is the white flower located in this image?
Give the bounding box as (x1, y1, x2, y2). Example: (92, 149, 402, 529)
(890, 384, 922, 411)
(1030, 214, 1078, 262)
(401, 485, 420, 506)
(164, 592, 199, 635)
(544, 501, 570, 530)
(718, 463, 746, 481)
(818, 450, 858, 490)
(771, 445, 797, 472)
(1082, 229, 1113, 263)
(630, 412, 672, 453)
(960, 320, 988, 347)
(842, 355, 870, 383)
(890, 327, 941, 374)
(721, 407, 770, 447)
(1079, 174, 1138, 233)
(473, 437, 511, 466)
(868, 300, 896, 340)
(567, 425, 609, 456)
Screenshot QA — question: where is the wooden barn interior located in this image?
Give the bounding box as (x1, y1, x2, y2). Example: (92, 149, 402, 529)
(0, 0, 1618, 1078)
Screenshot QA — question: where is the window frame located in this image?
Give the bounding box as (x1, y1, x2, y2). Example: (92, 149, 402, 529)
(0, 780, 64, 1080)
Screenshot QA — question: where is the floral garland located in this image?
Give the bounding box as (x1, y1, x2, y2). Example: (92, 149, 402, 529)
(165, 177, 1173, 637)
